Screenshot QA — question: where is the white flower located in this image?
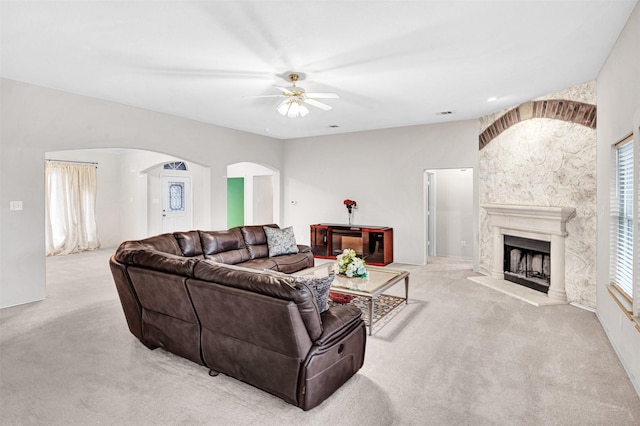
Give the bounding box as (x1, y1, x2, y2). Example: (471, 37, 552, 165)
(335, 247, 367, 278)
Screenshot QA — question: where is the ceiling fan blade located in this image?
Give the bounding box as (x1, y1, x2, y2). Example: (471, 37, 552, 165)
(274, 86, 294, 95)
(304, 98, 333, 111)
(135, 66, 275, 80)
(305, 93, 339, 99)
(247, 94, 286, 98)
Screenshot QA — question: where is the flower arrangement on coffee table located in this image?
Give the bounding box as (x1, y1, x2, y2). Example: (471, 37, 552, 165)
(330, 248, 368, 304)
(334, 248, 368, 278)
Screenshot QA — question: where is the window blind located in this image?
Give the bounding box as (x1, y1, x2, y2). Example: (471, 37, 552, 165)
(612, 138, 634, 297)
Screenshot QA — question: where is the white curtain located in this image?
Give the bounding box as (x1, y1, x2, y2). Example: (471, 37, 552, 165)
(45, 161, 100, 256)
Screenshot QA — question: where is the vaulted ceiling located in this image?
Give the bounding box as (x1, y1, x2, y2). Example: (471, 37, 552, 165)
(1, 1, 637, 139)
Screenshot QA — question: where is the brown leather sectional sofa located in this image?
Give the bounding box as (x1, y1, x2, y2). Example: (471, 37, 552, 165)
(109, 225, 367, 410)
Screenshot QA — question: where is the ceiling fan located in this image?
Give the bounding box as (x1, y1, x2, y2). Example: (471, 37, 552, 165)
(255, 73, 339, 118)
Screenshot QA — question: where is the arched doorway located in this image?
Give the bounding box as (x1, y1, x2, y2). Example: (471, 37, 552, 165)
(44, 148, 211, 247)
(226, 162, 280, 227)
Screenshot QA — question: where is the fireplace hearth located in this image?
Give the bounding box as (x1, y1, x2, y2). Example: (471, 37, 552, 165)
(503, 235, 550, 293)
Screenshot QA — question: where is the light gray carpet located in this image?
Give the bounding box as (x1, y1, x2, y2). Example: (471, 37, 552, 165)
(1, 250, 639, 425)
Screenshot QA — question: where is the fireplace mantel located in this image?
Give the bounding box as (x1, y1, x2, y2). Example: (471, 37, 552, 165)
(481, 204, 576, 235)
(481, 204, 576, 303)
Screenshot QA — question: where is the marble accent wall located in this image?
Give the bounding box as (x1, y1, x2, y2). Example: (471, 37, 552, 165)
(479, 81, 597, 307)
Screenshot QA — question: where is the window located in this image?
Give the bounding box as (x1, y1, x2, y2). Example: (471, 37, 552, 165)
(45, 161, 100, 255)
(611, 136, 634, 298)
(168, 181, 185, 212)
(163, 161, 187, 171)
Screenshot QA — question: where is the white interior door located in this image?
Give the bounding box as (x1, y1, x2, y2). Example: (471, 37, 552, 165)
(161, 175, 192, 233)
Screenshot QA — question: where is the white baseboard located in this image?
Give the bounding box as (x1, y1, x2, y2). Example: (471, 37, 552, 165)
(569, 302, 597, 313)
(596, 312, 640, 399)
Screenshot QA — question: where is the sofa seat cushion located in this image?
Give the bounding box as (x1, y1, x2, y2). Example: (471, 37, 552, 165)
(206, 249, 252, 265)
(204, 261, 288, 277)
(236, 258, 279, 271)
(263, 226, 299, 257)
(271, 252, 315, 274)
(316, 305, 363, 346)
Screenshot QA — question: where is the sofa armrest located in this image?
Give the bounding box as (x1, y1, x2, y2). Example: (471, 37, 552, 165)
(297, 244, 312, 253)
(301, 305, 366, 410)
(315, 304, 363, 347)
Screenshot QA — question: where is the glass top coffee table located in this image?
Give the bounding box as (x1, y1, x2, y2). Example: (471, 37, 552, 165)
(295, 264, 410, 335)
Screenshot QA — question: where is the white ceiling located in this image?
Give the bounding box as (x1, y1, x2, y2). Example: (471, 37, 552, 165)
(1, 1, 637, 140)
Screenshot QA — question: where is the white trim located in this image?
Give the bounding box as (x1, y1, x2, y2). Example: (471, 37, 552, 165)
(569, 302, 597, 313)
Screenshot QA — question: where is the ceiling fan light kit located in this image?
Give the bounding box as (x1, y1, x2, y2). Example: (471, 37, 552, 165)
(277, 99, 310, 118)
(268, 73, 338, 119)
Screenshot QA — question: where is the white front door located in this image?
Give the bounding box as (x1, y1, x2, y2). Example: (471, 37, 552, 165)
(161, 175, 192, 233)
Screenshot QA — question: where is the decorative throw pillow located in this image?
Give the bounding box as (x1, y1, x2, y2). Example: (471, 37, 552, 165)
(296, 273, 335, 313)
(263, 226, 299, 257)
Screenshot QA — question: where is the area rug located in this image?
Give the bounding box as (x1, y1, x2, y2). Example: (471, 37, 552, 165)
(329, 294, 406, 328)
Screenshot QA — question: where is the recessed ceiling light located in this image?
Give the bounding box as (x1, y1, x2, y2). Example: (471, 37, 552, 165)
(329, 124, 340, 128)
(437, 111, 453, 115)
(487, 97, 498, 102)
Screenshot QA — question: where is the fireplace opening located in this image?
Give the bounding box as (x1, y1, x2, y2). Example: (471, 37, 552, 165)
(503, 235, 550, 293)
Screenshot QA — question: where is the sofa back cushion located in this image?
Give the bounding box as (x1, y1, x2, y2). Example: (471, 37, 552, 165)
(134, 233, 183, 256)
(192, 260, 323, 341)
(199, 228, 251, 264)
(114, 244, 199, 277)
(173, 230, 203, 257)
(241, 224, 278, 259)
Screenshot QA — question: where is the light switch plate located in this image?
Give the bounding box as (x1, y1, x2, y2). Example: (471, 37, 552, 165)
(10, 201, 23, 211)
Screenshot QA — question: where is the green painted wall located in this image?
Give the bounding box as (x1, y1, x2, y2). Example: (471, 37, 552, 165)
(227, 177, 244, 228)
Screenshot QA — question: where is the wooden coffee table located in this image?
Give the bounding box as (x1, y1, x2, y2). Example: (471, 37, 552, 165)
(295, 263, 410, 335)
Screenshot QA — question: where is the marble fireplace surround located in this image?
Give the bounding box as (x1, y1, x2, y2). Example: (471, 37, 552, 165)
(474, 204, 576, 306)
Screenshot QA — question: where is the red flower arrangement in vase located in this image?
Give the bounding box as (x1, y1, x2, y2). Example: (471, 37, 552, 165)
(343, 199, 357, 214)
(343, 199, 357, 225)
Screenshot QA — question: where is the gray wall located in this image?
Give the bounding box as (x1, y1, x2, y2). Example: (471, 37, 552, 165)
(596, 2, 640, 393)
(2, 78, 478, 308)
(0, 79, 283, 308)
(282, 121, 479, 266)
